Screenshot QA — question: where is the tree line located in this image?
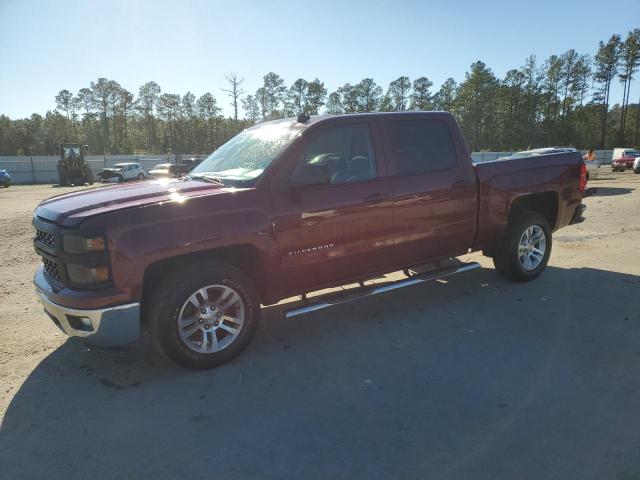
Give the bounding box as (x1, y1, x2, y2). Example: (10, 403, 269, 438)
(0, 28, 639, 156)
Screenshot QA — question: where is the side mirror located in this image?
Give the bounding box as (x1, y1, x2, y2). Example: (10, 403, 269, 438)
(287, 163, 331, 189)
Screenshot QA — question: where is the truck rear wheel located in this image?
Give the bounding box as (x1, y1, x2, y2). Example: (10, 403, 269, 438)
(148, 262, 260, 370)
(493, 211, 552, 282)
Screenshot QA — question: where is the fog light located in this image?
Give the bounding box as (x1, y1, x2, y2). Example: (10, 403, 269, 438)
(66, 264, 109, 284)
(66, 315, 94, 332)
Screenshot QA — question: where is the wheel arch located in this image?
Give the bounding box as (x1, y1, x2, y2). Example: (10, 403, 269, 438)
(141, 244, 269, 324)
(508, 191, 559, 230)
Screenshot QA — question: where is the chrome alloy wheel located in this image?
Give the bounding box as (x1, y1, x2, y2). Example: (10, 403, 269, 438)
(177, 285, 245, 353)
(518, 225, 546, 271)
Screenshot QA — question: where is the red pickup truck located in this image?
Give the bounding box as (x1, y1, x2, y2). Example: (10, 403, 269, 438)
(33, 112, 588, 369)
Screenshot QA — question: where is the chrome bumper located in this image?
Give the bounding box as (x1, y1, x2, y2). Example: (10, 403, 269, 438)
(35, 289, 140, 347)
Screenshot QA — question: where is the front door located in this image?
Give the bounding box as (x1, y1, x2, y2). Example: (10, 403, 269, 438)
(271, 121, 395, 296)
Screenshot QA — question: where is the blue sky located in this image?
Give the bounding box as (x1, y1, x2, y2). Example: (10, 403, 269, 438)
(0, 0, 638, 118)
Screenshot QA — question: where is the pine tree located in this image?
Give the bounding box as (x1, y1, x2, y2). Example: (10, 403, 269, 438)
(594, 35, 621, 148)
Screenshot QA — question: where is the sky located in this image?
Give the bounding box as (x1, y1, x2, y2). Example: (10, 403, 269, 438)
(0, 0, 639, 119)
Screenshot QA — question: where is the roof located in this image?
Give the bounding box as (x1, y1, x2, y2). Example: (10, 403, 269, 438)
(306, 110, 455, 125)
(253, 111, 456, 130)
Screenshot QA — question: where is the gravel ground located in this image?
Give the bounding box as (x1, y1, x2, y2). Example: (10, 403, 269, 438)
(0, 173, 639, 479)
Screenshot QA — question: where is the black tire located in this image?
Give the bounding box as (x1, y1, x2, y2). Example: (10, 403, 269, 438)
(493, 211, 552, 282)
(137, 173, 144, 180)
(117, 175, 124, 183)
(585, 171, 590, 181)
(147, 261, 260, 370)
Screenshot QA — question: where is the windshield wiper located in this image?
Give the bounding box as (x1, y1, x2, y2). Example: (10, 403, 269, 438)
(187, 173, 225, 185)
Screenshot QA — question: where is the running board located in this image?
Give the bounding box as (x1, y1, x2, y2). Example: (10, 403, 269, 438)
(283, 261, 481, 319)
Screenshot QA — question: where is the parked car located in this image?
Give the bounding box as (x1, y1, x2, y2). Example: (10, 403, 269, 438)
(0, 169, 10, 187)
(612, 148, 639, 172)
(149, 163, 175, 178)
(32, 112, 590, 370)
(173, 158, 202, 176)
(97, 162, 149, 182)
(501, 147, 600, 180)
(634, 156, 640, 174)
(584, 157, 601, 180)
(498, 147, 574, 160)
(149, 161, 199, 179)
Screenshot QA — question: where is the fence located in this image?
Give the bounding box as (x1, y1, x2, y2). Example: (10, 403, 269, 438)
(0, 154, 202, 184)
(0, 150, 615, 184)
(470, 150, 613, 164)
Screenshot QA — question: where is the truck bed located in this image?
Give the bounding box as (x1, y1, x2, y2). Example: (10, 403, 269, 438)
(473, 151, 583, 249)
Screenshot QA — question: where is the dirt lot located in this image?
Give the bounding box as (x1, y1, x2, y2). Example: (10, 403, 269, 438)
(1, 174, 639, 479)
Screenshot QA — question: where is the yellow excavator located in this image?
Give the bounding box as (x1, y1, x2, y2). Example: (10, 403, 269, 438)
(57, 144, 94, 186)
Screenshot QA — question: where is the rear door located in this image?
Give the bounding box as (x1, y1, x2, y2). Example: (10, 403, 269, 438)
(383, 117, 477, 267)
(270, 120, 395, 295)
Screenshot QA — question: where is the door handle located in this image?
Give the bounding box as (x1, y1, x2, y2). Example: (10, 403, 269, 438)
(364, 193, 385, 204)
(452, 180, 474, 189)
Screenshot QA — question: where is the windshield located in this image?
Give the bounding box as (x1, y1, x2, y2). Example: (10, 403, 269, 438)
(191, 119, 304, 181)
(63, 146, 80, 157)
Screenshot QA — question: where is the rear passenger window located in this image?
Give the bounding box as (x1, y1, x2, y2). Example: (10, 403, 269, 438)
(292, 124, 376, 184)
(387, 120, 457, 175)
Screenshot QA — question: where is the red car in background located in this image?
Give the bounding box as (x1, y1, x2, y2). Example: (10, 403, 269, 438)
(612, 148, 640, 172)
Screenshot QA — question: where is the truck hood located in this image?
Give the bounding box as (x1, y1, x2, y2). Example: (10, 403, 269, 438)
(35, 179, 230, 227)
(97, 168, 123, 178)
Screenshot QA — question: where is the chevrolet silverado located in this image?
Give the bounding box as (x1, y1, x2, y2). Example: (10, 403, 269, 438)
(33, 112, 589, 369)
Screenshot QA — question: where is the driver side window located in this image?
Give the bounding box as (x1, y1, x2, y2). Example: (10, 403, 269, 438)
(292, 123, 377, 185)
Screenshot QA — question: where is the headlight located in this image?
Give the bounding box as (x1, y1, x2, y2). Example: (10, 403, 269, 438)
(63, 235, 106, 253)
(66, 264, 109, 284)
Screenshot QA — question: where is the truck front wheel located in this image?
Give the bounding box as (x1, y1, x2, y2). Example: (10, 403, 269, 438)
(148, 262, 260, 370)
(493, 211, 552, 282)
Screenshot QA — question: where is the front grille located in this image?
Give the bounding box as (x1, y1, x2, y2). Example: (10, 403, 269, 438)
(33, 217, 67, 284)
(43, 257, 61, 281)
(35, 229, 56, 249)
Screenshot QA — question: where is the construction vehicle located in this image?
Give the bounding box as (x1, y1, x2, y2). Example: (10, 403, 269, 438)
(57, 144, 94, 186)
